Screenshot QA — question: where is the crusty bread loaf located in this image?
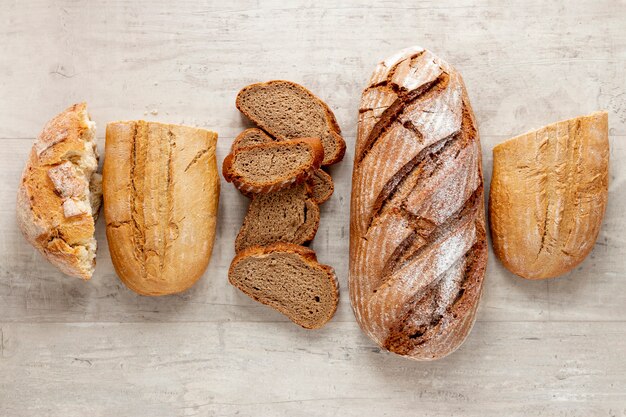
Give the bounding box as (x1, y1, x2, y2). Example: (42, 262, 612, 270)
(229, 243, 339, 329)
(236, 80, 346, 166)
(350, 47, 487, 360)
(223, 137, 324, 194)
(103, 121, 219, 296)
(231, 129, 334, 204)
(17, 103, 102, 280)
(235, 183, 320, 252)
(489, 111, 609, 280)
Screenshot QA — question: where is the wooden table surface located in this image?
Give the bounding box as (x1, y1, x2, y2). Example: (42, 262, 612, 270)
(1, 1, 625, 416)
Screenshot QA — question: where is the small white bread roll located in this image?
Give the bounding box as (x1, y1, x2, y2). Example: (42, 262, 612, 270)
(17, 103, 102, 280)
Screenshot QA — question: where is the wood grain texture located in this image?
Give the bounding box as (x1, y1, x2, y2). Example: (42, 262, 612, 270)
(0, 0, 625, 415)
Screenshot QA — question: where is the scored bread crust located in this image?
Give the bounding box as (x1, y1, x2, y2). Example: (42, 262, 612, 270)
(489, 111, 609, 280)
(16, 103, 101, 280)
(236, 80, 346, 166)
(228, 243, 340, 329)
(103, 121, 219, 296)
(231, 129, 334, 203)
(350, 47, 487, 360)
(222, 137, 324, 194)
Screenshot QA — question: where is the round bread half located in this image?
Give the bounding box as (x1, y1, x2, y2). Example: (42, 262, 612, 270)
(17, 103, 102, 280)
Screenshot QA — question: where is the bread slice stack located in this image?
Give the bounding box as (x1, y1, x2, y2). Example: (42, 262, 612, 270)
(226, 80, 345, 329)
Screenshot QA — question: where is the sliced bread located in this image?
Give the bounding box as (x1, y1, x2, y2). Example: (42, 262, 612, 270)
(235, 183, 320, 252)
(307, 169, 334, 205)
(228, 243, 339, 329)
(223, 137, 324, 194)
(231, 129, 334, 203)
(231, 128, 275, 152)
(236, 80, 346, 166)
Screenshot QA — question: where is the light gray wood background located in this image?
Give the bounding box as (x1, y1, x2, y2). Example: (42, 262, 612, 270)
(1, 1, 625, 416)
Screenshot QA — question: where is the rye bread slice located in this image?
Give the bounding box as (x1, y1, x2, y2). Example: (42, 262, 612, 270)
(235, 183, 320, 252)
(228, 243, 339, 329)
(231, 129, 334, 203)
(231, 128, 276, 152)
(307, 169, 334, 205)
(223, 137, 324, 194)
(236, 80, 346, 166)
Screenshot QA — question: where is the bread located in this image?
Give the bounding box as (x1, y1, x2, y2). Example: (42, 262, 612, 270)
(350, 47, 487, 360)
(236, 80, 346, 166)
(307, 169, 334, 205)
(231, 128, 275, 151)
(103, 121, 219, 296)
(17, 103, 101, 280)
(489, 111, 609, 280)
(229, 243, 339, 329)
(235, 183, 320, 252)
(223, 137, 324, 194)
(231, 128, 335, 204)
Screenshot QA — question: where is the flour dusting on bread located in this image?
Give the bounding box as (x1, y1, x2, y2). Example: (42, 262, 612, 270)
(350, 48, 487, 360)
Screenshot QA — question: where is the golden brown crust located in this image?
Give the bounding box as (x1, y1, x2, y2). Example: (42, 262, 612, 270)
(236, 80, 346, 166)
(229, 243, 339, 329)
(489, 111, 609, 280)
(103, 121, 219, 296)
(222, 137, 324, 194)
(350, 47, 487, 360)
(16, 103, 99, 280)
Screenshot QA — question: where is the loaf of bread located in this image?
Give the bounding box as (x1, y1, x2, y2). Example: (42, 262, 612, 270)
(17, 103, 102, 280)
(489, 112, 609, 279)
(223, 137, 324, 194)
(236, 80, 346, 166)
(350, 47, 487, 360)
(229, 243, 339, 329)
(103, 121, 219, 296)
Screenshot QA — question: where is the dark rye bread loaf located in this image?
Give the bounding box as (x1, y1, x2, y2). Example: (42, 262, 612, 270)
(223, 137, 324, 194)
(350, 47, 487, 360)
(231, 128, 334, 204)
(235, 183, 320, 252)
(229, 243, 339, 329)
(236, 80, 346, 166)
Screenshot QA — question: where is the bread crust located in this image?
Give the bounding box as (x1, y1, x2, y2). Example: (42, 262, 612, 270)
(229, 243, 339, 329)
(222, 137, 324, 194)
(350, 47, 487, 360)
(489, 111, 609, 279)
(16, 103, 100, 280)
(103, 121, 219, 296)
(236, 80, 346, 166)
